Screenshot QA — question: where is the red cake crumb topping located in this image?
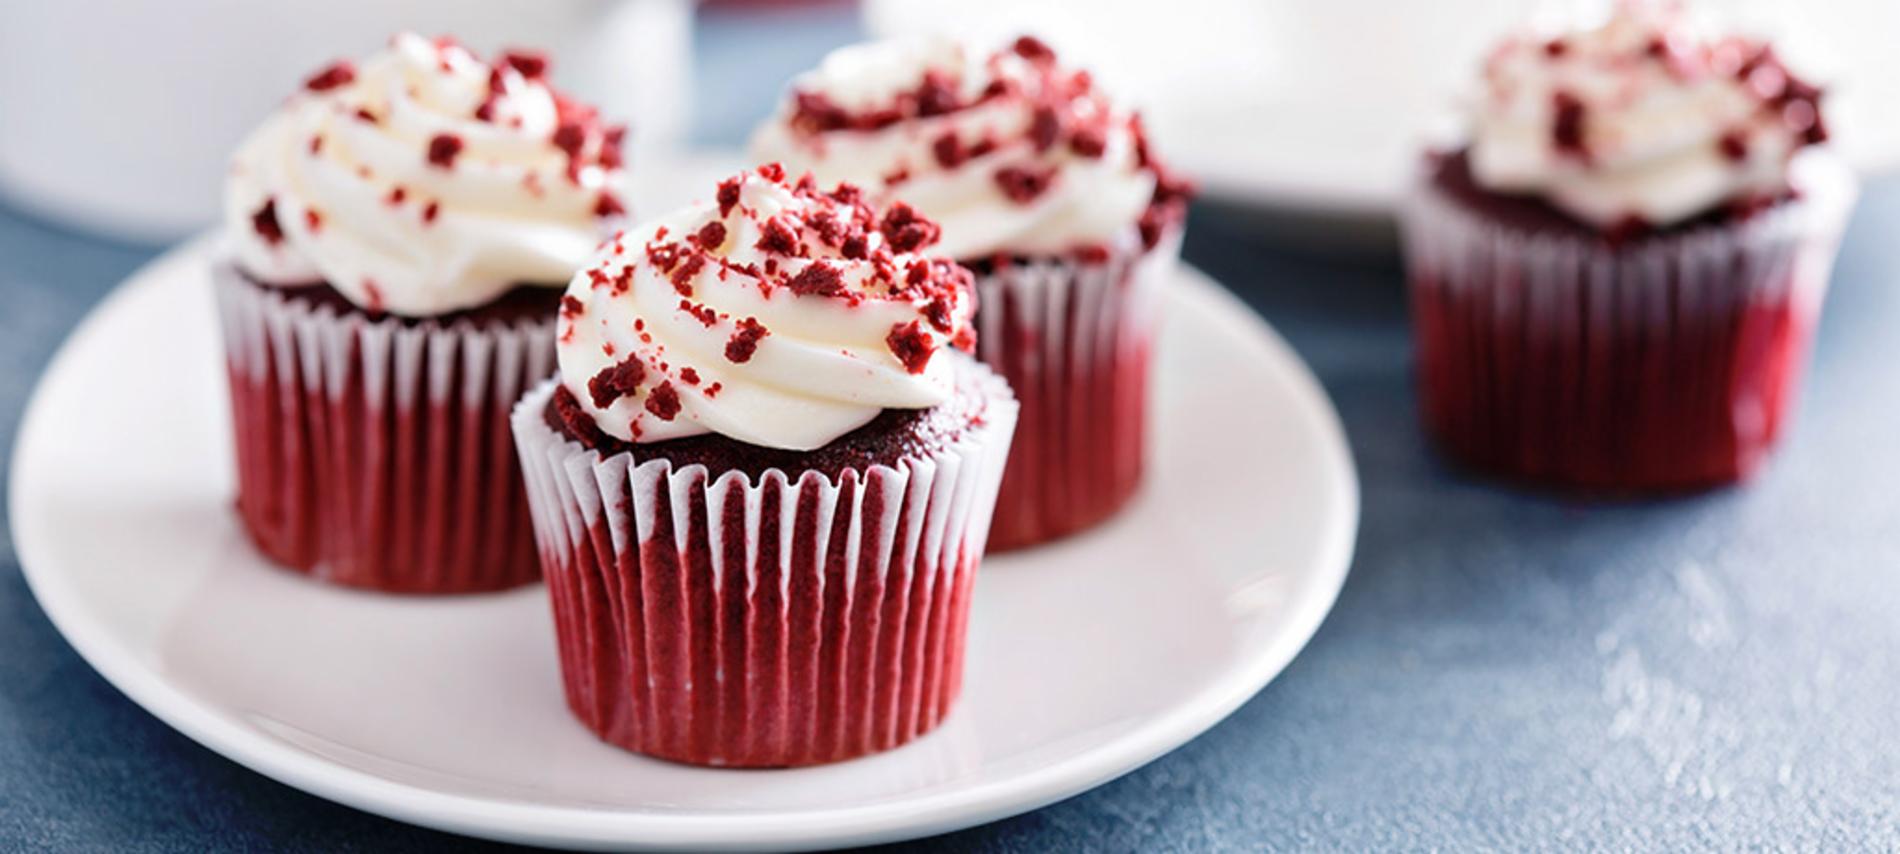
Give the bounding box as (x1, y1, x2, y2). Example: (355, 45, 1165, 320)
(1718, 130, 1748, 161)
(886, 320, 937, 374)
(880, 202, 940, 253)
(726, 317, 769, 363)
(387, 186, 406, 205)
(304, 61, 356, 92)
(561, 295, 584, 318)
(787, 261, 846, 297)
(588, 358, 647, 408)
(1551, 91, 1588, 158)
(251, 199, 285, 245)
(716, 179, 743, 217)
(680, 366, 701, 385)
(644, 381, 682, 420)
(426, 133, 464, 168)
(361, 279, 384, 313)
(994, 166, 1055, 203)
(304, 208, 324, 233)
(696, 221, 727, 250)
(422, 200, 440, 223)
(500, 50, 548, 79)
(594, 191, 626, 218)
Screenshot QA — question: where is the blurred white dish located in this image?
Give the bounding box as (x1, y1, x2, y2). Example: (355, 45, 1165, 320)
(865, 0, 1900, 216)
(0, 0, 690, 242)
(11, 238, 1356, 850)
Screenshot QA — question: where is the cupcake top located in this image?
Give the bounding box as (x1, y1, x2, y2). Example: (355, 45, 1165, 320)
(750, 36, 1190, 260)
(1465, 2, 1829, 230)
(556, 165, 978, 451)
(224, 33, 627, 317)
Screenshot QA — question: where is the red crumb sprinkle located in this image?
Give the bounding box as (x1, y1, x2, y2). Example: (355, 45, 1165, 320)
(755, 217, 801, 255)
(500, 49, 548, 79)
(644, 381, 682, 420)
(588, 358, 647, 408)
(304, 208, 324, 233)
(994, 165, 1056, 203)
(679, 299, 717, 326)
(922, 296, 954, 333)
(671, 254, 707, 296)
(552, 120, 587, 162)
(725, 317, 770, 363)
(1551, 91, 1587, 158)
(1543, 39, 1569, 58)
(1718, 130, 1749, 162)
(757, 162, 786, 182)
(1030, 105, 1062, 152)
(787, 261, 846, 297)
(883, 166, 912, 186)
(362, 279, 384, 313)
(251, 199, 285, 245)
(427, 133, 464, 168)
(880, 202, 941, 253)
(304, 61, 356, 92)
(1069, 126, 1107, 158)
(716, 179, 743, 218)
(594, 191, 626, 218)
(1012, 35, 1056, 64)
(354, 107, 379, 123)
(705, 382, 723, 398)
(933, 133, 966, 168)
(387, 186, 406, 205)
(422, 200, 441, 223)
(307, 135, 324, 155)
(886, 320, 936, 374)
(680, 367, 701, 385)
(696, 221, 727, 250)
(560, 295, 584, 318)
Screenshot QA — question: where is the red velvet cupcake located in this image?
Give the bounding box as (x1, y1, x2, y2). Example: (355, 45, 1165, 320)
(1399, 5, 1856, 492)
(216, 34, 628, 592)
(511, 166, 1016, 766)
(753, 35, 1191, 550)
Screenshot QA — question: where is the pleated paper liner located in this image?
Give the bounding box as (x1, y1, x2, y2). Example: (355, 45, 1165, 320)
(214, 267, 553, 592)
(1400, 154, 1856, 492)
(974, 228, 1180, 550)
(511, 361, 1017, 767)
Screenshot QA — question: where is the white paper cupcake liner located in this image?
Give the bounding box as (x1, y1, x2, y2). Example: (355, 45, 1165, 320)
(1398, 153, 1857, 490)
(510, 358, 1017, 767)
(972, 228, 1181, 549)
(214, 265, 555, 591)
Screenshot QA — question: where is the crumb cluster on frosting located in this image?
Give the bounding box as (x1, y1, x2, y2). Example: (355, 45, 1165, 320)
(225, 33, 627, 316)
(556, 164, 979, 450)
(1468, 3, 1829, 229)
(752, 36, 1191, 260)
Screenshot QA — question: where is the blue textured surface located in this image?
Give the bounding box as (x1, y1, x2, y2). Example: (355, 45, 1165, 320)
(7, 7, 1900, 851)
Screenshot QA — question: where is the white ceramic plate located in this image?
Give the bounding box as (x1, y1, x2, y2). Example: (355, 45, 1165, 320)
(10, 239, 1357, 851)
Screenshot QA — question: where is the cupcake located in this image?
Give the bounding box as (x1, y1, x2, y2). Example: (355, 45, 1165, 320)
(511, 165, 1017, 766)
(752, 35, 1191, 550)
(1399, 4, 1856, 492)
(218, 34, 628, 592)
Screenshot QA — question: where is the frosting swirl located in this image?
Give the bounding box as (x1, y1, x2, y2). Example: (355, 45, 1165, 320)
(557, 165, 978, 450)
(750, 36, 1188, 259)
(224, 33, 627, 316)
(1468, 3, 1829, 228)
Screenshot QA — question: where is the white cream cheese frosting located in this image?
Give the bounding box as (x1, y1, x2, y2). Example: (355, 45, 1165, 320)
(557, 165, 978, 450)
(751, 36, 1186, 260)
(1467, 2, 1829, 228)
(224, 33, 627, 316)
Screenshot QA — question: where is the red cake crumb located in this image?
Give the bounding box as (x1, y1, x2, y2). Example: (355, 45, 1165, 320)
(561, 295, 584, 318)
(304, 61, 355, 92)
(1030, 106, 1062, 152)
(645, 382, 682, 420)
(717, 179, 743, 217)
(886, 320, 936, 374)
(1012, 35, 1056, 64)
(362, 279, 384, 313)
(787, 261, 846, 297)
(680, 367, 701, 385)
(726, 317, 770, 363)
(354, 108, 379, 123)
(696, 221, 727, 250)
(994, 166, 1055, 203)
(251, 199, 285, 245)
(422, 200, 441, 223)
(1551, 92, 1588, 158)
(500, 50, 548, 79)
(933, 133, 966, 169)
(427, 133, 464, 168)
(304, 208, 324, 233)
(588, 358, 647, 408)
(1069, 126, 1107, 158)
(679, 299, 718, 326)
(880, 202, 940, 252)
(308, 135, 324, 155)
(1718, 130, 1749, 161)
(595, 191, 626, 218)
(755, 217, 801, 255)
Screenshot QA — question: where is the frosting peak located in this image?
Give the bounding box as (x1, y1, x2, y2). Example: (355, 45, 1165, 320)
(224, 33, 627, 316)
(557, 165, 978, 450)
(751, 36, 1189, 259)
(1467, 2, 1829, 228)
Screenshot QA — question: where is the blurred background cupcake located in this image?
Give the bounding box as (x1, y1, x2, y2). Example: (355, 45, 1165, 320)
(753, 35, 1191, 550)
(511, 166, 1016, 767)
(1398, 1, 1857, 492)
(217, 33, 628, 592)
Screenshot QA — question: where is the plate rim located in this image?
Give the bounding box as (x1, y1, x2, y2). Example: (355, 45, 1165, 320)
(9, 235, 1358, 851)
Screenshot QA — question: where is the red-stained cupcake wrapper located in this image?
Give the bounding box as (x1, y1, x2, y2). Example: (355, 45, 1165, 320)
(509, 366, 1017, 767)
(1400, 156, 1856, 492)
(214, 266, 554, 592)
(973, 229, 1181, 551)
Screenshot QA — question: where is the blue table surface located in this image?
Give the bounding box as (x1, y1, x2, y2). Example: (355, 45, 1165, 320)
(7, 7, 1900, 851)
